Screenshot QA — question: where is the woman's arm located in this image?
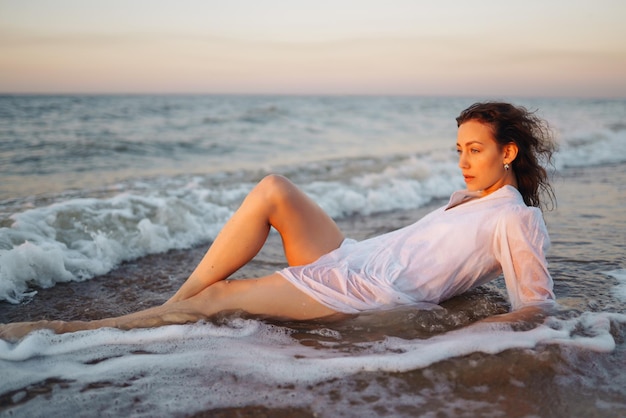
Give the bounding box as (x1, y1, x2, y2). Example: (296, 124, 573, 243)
(496, 207, 555, 311)
(478, 303, 553, 326)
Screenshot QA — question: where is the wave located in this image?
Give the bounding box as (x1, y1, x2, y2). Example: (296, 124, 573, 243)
(0, 152, 463, 303)
(606, 269, 626, 302)
(1, 311, 624, 416)
(556, 123, 626, 169)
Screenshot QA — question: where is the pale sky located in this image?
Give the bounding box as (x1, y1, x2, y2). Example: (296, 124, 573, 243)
(1, 0, 625, 97)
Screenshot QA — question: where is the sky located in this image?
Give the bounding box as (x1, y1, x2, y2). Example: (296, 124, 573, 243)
(1, 0, 625, 97)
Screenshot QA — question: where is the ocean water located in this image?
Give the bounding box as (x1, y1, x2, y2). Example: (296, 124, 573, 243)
(0, 95, 625, 417)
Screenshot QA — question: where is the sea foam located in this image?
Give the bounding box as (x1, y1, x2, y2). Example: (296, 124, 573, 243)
(556, 125, 626, 169)
(0, 312, 624, 417)
(605, 269, 626, 302)
(0, 190, 236, 303)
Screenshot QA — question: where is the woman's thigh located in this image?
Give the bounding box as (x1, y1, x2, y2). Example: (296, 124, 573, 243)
(190, 273, 339, 320)
(263, 175, 344, 266)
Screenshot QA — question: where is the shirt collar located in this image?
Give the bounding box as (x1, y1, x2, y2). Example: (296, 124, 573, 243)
(445, 185, 521, 210)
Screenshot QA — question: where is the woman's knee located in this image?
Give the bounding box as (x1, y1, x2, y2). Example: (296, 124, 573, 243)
(255, 174, 301, 212)
(257, 174, 294, 198)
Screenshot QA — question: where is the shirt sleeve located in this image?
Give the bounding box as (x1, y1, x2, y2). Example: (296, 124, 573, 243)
(494, 206, 555, 311)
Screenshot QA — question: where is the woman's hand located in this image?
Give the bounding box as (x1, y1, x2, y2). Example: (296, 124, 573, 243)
(478, 304, 551, 327)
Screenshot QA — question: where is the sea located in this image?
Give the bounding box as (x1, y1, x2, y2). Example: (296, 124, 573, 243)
(0, 95, 624, 417)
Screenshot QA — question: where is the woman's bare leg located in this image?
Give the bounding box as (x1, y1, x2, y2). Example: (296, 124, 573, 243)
(167, 174, 344, 303)
(0, 175, 344, 341)
(189, 273, 339, 320)
(0, 274, 339, 341)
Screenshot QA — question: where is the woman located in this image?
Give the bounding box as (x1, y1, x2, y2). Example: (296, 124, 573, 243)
(0, 102, 557, 341)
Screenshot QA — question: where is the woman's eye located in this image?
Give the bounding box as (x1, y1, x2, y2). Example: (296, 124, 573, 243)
(471, 148, 480, 153)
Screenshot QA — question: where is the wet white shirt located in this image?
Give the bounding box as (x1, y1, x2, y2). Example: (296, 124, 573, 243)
(278, 186, 555, 313)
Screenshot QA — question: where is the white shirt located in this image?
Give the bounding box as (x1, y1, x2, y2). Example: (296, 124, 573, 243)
(278, 186, 555, 313)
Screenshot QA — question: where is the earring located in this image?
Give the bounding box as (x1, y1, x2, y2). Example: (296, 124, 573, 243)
(504, 163, 510, 171)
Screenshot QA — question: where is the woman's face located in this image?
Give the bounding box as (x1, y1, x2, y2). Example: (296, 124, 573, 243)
(456, 120, 517, 195)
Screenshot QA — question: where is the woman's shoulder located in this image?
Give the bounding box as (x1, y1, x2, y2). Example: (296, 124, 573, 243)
(497, 186, 541, 211)
(489, 186, 535, 210)
(494, 188, 547, 236)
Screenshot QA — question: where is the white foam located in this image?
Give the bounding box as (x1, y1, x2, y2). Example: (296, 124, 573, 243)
(1, 311, 624, 417)
(605, 269, 626, 302)
(307, 154, 463, 218)
(0, 188, 238, 303)
(555, 126, 626, 169)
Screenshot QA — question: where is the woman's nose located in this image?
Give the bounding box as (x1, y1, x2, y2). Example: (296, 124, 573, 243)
(458, 152, 469, 169)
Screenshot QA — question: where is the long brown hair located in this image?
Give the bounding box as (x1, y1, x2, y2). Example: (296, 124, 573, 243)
(456, 102, 557, 210)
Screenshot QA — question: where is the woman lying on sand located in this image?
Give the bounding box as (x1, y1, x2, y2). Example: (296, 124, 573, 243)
(0, 102, 557, 341)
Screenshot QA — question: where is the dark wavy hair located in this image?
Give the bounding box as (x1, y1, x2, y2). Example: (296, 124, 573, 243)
(456, 102, 557, 210)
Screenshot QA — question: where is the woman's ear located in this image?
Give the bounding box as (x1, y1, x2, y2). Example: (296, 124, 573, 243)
(504, 142, 519, 164)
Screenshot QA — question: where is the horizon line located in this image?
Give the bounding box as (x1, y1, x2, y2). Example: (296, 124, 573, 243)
(1, 91, 624, 100)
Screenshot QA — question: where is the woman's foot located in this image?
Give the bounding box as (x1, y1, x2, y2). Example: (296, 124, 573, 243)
(0, 320, 56, 342)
